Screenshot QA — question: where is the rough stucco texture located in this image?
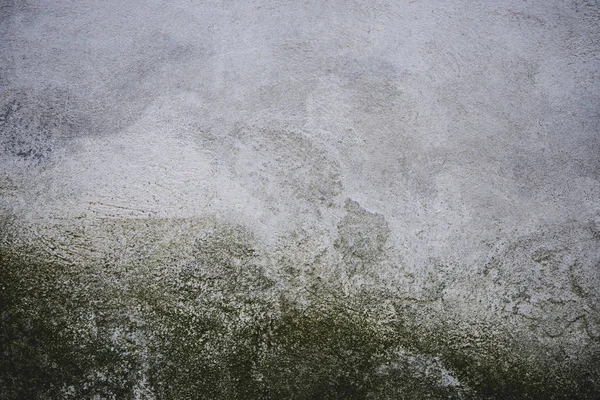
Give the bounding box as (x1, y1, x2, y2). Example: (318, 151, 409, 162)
(1, 0, 600, 399)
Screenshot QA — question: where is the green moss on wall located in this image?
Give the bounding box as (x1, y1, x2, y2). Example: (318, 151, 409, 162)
(1, 218, 598, 399)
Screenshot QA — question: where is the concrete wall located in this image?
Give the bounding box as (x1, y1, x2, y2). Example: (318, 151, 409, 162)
(1, 1, 599, 398)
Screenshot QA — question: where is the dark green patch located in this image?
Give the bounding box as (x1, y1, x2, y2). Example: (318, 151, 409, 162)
(1, 219, 599, 399)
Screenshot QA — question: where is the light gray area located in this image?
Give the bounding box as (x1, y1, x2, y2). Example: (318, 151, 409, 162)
(1, 0, 599, 398)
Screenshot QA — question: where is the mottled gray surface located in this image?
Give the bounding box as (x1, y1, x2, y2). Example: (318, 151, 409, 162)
(1, 1, 599, 399)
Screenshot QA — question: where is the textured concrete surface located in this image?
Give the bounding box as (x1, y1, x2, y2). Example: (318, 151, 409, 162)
(1, 0, 599, 398)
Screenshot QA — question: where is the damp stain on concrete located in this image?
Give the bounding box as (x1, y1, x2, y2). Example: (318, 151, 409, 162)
(1, 214, 599, 399)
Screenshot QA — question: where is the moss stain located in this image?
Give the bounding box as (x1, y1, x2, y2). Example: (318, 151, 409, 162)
(1, 217, 598, 399)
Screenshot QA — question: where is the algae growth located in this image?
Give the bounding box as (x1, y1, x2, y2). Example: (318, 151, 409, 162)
(1, 216, 598, 399)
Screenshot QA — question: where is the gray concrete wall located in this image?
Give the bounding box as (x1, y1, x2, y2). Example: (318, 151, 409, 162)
(1, 1, 599, 398)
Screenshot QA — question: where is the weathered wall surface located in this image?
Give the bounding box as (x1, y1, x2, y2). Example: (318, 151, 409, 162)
(1, 1, 599, 398)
